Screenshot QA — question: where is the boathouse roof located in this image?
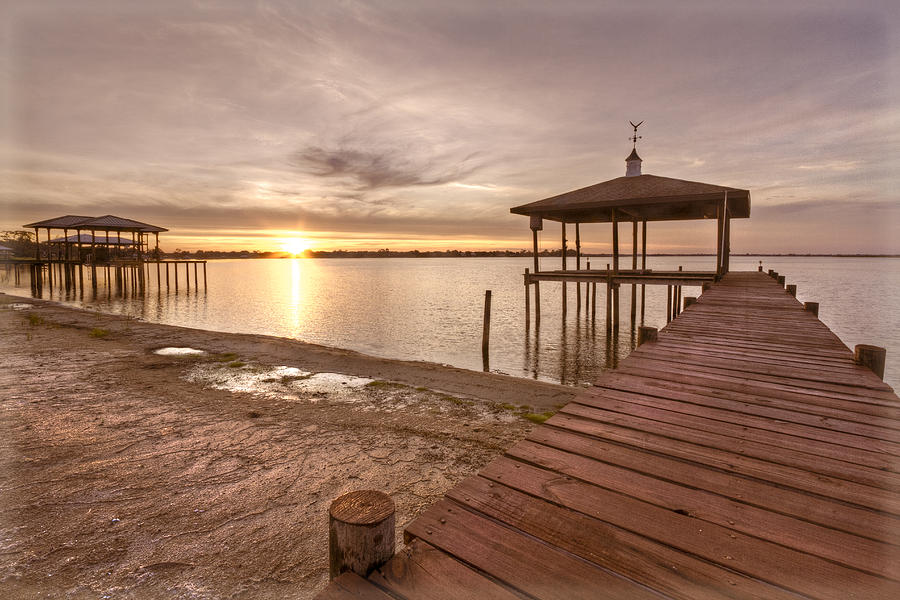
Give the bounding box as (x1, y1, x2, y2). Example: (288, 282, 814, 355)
(510, 173, 751, 223)
(23, 214, 168, 233)
(49, 234, 138, 245)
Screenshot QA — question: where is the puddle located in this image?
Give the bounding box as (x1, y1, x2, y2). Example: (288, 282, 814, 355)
(154, 347, 207, 356)
(185, 363, 372, 402)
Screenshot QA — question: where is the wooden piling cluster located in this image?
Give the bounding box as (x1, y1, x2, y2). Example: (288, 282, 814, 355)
(12, 259, 207, 299)
(318, 270, 899, 599)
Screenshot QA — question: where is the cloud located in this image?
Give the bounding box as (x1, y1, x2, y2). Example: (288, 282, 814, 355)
(289, 145, 483, 190)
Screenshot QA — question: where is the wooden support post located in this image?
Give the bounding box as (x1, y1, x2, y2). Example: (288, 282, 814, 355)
(591, 281, 596, 322)
(482, 290, 491, 371)
(174, 262, 179, 292)
(561, 221, 567, 271)
(185, 262, 190, 291)
(715, 200, 724, 275)
(203, 262, 207, 289)
(723, 192, 731, 274)
(534, 280, 540, 322)
(675, 286, 681, 318)
(637, 326, 658, 347)
(804, 302, 819, 317)
(613, 284, 619, 330)
(684, 296, 697, 309)
(194, 261, 198, 288)
(575, 223, 581, 270)
(156, 261, 161, 290)
(328, 490, 395, 580)
(524, 269, 530, 324)
(854, 344, 886, 380)
(532, 228, 540, 274)
(611, 209, 619, 273)
(786, 284, 797, 297)
(166, 262, 170, 290)
(605, 279, 612, 331)
(666, 285, 672, 323)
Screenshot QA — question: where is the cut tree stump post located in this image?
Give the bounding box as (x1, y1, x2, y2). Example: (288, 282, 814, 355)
(637, 326, 658, 347)
(329, 490, 395, 580)
(854, 345, 886, 380)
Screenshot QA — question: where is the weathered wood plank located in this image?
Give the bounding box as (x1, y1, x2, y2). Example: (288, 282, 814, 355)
(404, 499, 662, 600)
(317, 572, 395, 600)
(477, 457, 900, 600)
(371, 539, 522, 600)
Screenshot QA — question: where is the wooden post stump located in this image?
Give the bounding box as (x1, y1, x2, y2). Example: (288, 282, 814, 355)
(854, 345, 886, 380)
(683, 296, 697, 308)
(777, 275, 785, 286)
(804, 302, 819, 317)
(329, 490, 395, 580)
(786, 284, 797, 297)
(637, 326, 658, 347)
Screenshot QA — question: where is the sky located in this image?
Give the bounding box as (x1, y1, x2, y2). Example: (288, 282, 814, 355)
(1, 0, 898, 254)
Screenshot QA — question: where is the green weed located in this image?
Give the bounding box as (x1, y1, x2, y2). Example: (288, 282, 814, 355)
(26, 313, 43, 326)
(89, 328, 110, 339)
(227, 361, 245, 368)
(522, 411, 556, 424)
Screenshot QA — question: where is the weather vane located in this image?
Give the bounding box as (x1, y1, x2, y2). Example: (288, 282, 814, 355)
(629, 120, 643, 148)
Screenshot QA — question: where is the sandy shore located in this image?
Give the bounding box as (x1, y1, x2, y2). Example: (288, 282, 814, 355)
(0, 292, 578, 599)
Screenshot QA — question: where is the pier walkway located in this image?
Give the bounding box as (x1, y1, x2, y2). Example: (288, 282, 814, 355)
(321, 271, 900, 599)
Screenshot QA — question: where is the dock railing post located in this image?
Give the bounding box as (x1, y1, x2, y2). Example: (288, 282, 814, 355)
(854, 345, 886, 380)
(328, 490, 395, 580)
(637, 326, 658, 347)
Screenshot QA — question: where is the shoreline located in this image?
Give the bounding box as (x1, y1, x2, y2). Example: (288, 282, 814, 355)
(0, 292, 576, 598)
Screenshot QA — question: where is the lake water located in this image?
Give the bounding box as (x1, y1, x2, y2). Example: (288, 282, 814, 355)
(2, 256, 898, 391)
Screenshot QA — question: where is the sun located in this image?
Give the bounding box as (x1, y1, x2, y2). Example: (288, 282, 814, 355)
(281, 237, 311, 256)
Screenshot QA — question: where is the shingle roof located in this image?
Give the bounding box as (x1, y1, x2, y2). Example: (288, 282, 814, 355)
(510, 173, 750, 223)
(23, 214, 168, 232)
(22, 215, 93, 228)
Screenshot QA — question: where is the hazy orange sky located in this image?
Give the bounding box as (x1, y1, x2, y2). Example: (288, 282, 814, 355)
(1, 0, 898, 253)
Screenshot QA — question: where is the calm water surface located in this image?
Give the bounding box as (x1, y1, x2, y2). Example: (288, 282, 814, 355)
(3, 256, 898, 390)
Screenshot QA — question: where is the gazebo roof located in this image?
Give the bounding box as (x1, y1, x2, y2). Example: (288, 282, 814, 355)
(23, 214, 168, 233)
(510, 173, 750, 223)
(22, 215, 93, 229)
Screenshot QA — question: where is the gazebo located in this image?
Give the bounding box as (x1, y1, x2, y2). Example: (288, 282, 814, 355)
(23, 214, 168, 263)
(510, 133, 750, 327)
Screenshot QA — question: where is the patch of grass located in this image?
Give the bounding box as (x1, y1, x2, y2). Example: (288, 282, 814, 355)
(227, 361, 245, 368)
(442, 395, 474, 407)
(215, 352, 239, 362)
(522, 411, 556, 424)
(89, 327, 110, 339)
(365, 380, 407, 389)
(415, 386, 429, 392)
(26, 313, 43, 326)
(498, 403, 518, 411)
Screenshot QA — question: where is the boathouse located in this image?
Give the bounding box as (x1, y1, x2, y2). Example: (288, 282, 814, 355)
(509, 129, 750, 327)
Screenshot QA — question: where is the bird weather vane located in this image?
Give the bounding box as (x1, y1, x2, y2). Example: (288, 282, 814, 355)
(629, 120, 643, 148)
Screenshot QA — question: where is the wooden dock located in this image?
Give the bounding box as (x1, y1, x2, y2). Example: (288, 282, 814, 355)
(319, 271, 900, 599)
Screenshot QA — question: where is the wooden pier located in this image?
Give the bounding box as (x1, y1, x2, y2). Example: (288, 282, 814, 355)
(319, 271, 899, 599)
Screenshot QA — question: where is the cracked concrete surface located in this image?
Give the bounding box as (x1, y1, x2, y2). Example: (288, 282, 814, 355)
(0, 293, 578, 598)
